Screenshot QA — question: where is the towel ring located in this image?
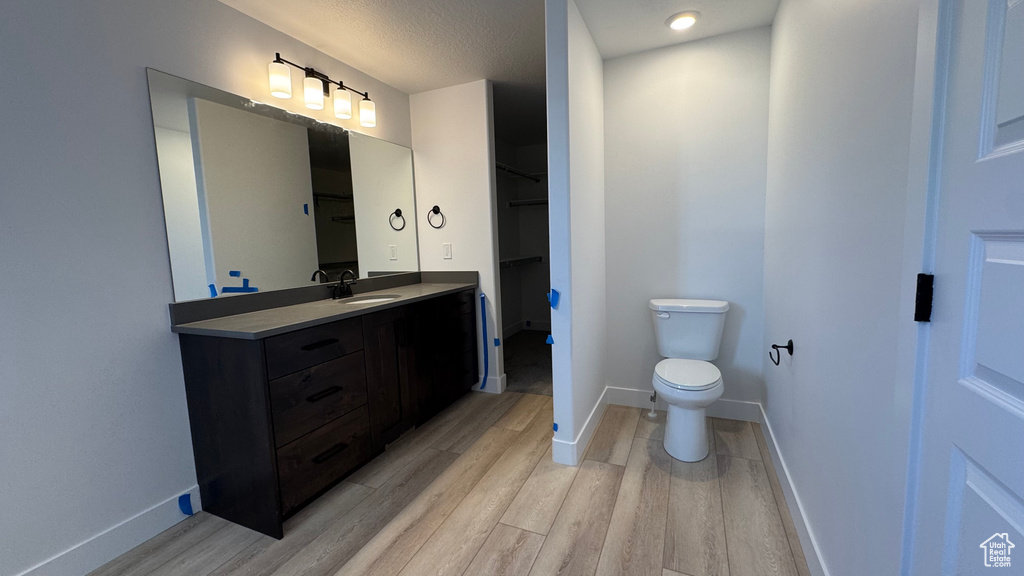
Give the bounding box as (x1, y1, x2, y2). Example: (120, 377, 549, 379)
(389, 208, 406, 231)
(427, 205, 446, 229)
(769, 340, 794, 366)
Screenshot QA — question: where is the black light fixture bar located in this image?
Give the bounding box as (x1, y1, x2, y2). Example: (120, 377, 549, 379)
(274, 52, 369, 99)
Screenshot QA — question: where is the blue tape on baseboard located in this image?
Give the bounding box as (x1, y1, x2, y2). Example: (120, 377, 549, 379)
(178, 494, 193, 516)
(304, 203, 309, 215)
(208, 284, 217, 298)
(545, 334, 554, 345)
(229, 270, 241, 277)
(553, 423, 558, 432)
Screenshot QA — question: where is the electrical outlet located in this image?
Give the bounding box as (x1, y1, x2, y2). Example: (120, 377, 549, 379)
(442, 242, 453, 260)
(388, 245, 398, 260)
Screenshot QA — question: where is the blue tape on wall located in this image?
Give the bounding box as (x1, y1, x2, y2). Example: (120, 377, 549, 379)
(229, 270, 241, 277)
(553, 423, 558, 432)
(546, 334, 554, 345)
(222, 277, 259, 294)
(304, 203, 309, 215)
(208, 284, 217, 298)
(494, 337, 501, 347)
(548, 289, 560, 309)
(178, 494, 193, 516)
(480, 293, 489, 390)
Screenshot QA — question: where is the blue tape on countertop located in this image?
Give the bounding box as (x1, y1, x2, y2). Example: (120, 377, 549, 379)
(178, 494, 193, 516)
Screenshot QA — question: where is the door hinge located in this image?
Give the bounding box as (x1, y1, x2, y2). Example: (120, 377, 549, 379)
(914, 273, 934, 322)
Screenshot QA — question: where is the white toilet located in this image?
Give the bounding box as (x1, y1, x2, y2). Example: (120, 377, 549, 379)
(650, 298, 729, 462)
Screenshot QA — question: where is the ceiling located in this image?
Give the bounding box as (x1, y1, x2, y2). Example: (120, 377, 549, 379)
(219, 0, 547, 95)
(575, 0, 779, 59)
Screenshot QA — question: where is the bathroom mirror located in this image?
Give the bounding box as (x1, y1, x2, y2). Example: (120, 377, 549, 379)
(147, 69, 419, 302)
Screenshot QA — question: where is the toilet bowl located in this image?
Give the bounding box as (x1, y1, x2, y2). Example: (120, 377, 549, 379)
(652, 358, 724, 461)
(649, 298, 729, 462)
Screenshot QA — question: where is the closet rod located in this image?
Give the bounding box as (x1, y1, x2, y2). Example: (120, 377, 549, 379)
(496, 161, 543, 183)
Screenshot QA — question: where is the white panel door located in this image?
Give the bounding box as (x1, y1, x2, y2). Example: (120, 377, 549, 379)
(911, 1, 1024, 574)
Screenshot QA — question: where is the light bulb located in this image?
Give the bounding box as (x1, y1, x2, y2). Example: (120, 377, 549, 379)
(334, 87, 352, 119)
(359, 98, 376, 128)
(666, 11, 699, 30)
(268, 61, 291, 98)
(304, 76, 324, 110)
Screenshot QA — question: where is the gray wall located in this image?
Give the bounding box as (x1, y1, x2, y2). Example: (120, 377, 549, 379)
(603, 27, 770, 404)
(763, 0, 921, 574)
(0, 2, 410, 574)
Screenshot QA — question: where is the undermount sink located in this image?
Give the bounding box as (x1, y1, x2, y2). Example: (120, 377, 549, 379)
(341, 294, 400, 305)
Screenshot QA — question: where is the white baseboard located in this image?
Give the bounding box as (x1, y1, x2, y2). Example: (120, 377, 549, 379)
(552, 386, 607, 465)
(758, 406, 829, 576)
(18, 486, 202, 576)
(603, 386, 762, 422)
(502, 321, 523, 340)
(476, 372, 506, 394)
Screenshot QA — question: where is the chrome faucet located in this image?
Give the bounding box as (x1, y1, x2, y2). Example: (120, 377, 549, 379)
(335, 269, 357, 299)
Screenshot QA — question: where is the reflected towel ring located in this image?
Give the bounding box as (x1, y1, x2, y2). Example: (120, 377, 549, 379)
(769, 339, 794, 366)
(389, 208, 406, 231)
(427, 205, 446, 229)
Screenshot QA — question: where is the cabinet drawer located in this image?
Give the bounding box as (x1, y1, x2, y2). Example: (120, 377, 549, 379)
(264, 318, 363, 380)
(277, 407, 371, 514)
(270, 352, 368, 447)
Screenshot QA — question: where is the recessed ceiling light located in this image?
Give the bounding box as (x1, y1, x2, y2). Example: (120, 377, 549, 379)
(666, 11, 699, 31)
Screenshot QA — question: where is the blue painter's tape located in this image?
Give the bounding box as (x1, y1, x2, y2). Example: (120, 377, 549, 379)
(222, 286, 258, 293)
(494, 337, 500, 347)
(546, 334, 554, 345)
(304, 203, 309, 215)
(480, 293, 489, 390)
(208, 284, 217, 298)
(178, 494, 193, 516)
(547, 289, 560, 309)
(229, 270, 241, 277)
(553, 423, 558, 432)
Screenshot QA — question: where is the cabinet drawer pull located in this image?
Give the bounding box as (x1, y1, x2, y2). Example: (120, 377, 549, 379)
(312, 442, 349, 464)
(301, 338, 339, 352)
(305, 386, 343, 403)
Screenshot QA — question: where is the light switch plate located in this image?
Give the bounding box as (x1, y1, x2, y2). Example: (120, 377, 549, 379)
(388, 245, 398, 261)
(442, 242, 453, 260)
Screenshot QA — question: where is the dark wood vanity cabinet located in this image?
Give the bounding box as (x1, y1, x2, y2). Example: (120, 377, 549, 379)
(177, 288, 478, 538)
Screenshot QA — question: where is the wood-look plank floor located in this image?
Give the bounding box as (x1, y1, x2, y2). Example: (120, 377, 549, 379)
(91, 398, 810, 576)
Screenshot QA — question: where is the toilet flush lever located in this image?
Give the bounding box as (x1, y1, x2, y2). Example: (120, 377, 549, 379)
(769, 340, 794, 366)
(656, 312, 670, 319)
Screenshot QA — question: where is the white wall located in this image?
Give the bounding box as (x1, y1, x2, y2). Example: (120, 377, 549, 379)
(763, 1, 921, 574)
(604, 27, 770, 404)
(349, 132, 419, 276)
(0, 1, 410, 574)
(410, 80, 505, 391)
(546, 0, 607, 464)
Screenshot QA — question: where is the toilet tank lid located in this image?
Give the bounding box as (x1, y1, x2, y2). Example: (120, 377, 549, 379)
(649, 299, 729, 313)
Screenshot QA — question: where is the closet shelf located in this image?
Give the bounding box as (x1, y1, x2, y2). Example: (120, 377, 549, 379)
(507, 198, 548, 208)
(500, 256, 544, 269)
(496, 161, 545, 183)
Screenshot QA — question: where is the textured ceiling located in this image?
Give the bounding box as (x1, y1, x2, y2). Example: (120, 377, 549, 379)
(575, 0, 779, 59)
(219, 0, 547, 95)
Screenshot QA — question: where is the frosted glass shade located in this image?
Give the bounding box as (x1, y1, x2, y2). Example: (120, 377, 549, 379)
(334, 88, 352, 119)
(360, 99, 376, 127)
(268, 62, 292, 98)
(304, 77, 324, 110)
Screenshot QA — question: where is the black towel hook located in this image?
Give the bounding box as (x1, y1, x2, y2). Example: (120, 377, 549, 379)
(427, 205, 446, 229)
(389, 208, 406, 231)
(769, 340, 794, 366)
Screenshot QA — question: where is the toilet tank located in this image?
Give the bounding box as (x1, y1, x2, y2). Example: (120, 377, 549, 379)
(650, 299, 729, 360)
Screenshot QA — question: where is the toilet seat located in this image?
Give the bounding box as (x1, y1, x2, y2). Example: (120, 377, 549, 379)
(653, 359, 722, 391)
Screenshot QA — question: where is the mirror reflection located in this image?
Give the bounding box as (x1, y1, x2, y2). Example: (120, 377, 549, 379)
(148, 69, 419, 302)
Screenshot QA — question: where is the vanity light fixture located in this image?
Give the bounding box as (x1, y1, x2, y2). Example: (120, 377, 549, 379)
(268, 53, 377, 125)
(666, 11, 699, 30)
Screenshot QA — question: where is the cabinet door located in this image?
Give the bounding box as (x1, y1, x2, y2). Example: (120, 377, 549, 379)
(362, 307, 413, 449)
(410, 290, 479, 423)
